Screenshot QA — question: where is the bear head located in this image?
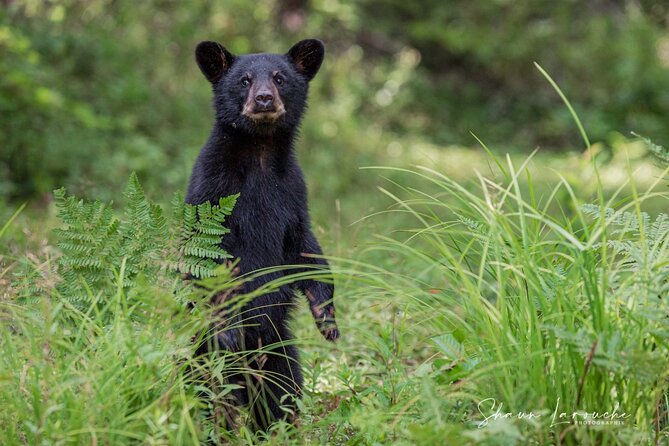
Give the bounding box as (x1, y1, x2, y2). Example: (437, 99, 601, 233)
(195, 39, 324, 135)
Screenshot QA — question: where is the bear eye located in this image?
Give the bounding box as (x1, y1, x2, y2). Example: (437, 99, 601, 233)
(241, 77, 251, 87)
(274, 74, 284, 85)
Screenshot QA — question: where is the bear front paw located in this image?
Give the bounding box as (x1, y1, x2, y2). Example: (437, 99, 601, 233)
(323, 326, 340, 342)
(317, 318, 340, 342)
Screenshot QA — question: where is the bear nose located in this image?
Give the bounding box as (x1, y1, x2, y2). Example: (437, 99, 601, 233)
(255, 92, 274, 109)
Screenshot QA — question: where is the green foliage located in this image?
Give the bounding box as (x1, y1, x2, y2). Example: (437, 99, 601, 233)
(341, 160, 669, 444)
(1, 174, 246, 444)
(4, 153, 669, 444)
(581, 204, 669, 299)
(636, 132, 669, 166)
(53, 172, 236, 309)
(1, 2, 208, 200)
(358, 0, 669, 147)
(3, 1, 669, 202)
(0, 270, 206, 445)
(171, 192, 237, 279)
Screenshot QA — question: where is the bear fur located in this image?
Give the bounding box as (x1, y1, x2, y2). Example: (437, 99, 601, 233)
(186, 39, 339, 430)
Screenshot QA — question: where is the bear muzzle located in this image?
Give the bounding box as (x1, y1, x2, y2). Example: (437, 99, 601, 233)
(242, 82, 286, 122)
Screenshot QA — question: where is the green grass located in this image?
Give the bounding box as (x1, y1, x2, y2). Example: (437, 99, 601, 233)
(0, 274, 201, 444)
(2, 143, 668, 445)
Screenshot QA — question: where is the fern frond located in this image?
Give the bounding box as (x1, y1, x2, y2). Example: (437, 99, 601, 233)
(633, 132, 669, 165)
(50, 174, 236, 312)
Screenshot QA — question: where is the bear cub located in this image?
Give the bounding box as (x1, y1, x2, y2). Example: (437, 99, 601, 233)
(186, 39, 339, 430)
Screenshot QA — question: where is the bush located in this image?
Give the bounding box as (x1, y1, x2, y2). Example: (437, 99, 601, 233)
(358, 0, 669, 148)
(3, 1, 669, 201)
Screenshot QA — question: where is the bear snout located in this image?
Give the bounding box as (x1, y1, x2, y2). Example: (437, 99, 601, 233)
(254, 91, 274, 110)
(242, 81, 286, 121)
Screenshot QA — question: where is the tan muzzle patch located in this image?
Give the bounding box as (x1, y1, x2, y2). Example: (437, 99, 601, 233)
(242, 81, 286, 121)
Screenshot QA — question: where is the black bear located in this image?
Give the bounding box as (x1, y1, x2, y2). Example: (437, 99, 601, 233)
(186, 39, 339, 430)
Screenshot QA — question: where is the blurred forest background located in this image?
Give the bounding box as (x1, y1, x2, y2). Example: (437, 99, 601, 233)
(2, 0, 669, 206)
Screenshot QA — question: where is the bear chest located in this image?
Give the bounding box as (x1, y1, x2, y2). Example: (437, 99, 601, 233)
(226, 174, 300, 257)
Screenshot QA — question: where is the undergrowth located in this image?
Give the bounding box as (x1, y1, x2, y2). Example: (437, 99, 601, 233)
(2, 146, 669, 445)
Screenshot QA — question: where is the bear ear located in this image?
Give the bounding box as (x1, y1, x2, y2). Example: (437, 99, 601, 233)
(287, 39, 325, 81)
(195, 41, 235, 83)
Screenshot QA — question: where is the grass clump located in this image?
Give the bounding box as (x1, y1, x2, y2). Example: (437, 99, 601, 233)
(334, 152, 669, 444)
(2, 149, 669, 445)
(0, 279, 204, 444)
(1, 174, 241, 444)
